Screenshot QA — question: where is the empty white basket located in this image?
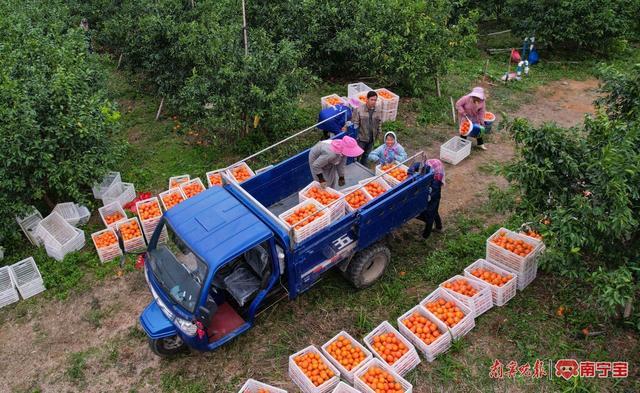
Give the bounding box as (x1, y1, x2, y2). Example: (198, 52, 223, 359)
(92, 171, 121, 199)
(238, 378, 287, 393)
(289, 345, 341, 393)
(9, 257, 45, 299)
(102, 182, 136, 207)
(363, 321, 421, 376)
(36, 212, 79, 248)
(0, 266, 20, 308)
(76, 205, 91, 226)
(44, 228, 85, 261)
(353, 358, 413, 393)
(16, 206, 43, 246)
(52, 202, 84, 226)
(440, 136, 472, 165)
(348, 82, 373, 99)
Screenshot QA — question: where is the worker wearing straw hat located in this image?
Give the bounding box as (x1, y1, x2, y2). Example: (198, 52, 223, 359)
(456, 87, 488, 150)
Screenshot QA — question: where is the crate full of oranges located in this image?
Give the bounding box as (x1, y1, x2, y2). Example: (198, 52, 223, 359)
(180, 178, 206, 199)
(91, 228, 122, 263)
(159, 188, 185, 211)
(98, 201, 127, 229)
(439, 275, 493, 318)
(420, 288, 475, 340)
(321, 331, 373, 384)
(289, 346, 340, 393)
(342, 185, 373, 213)
(206, 169, 224, 188)
(237, 378, 287, 393)
(363, 321, 420, 376)
(486, 227, 543, 272)
(464, 259, 518, 306)
(116, 217, 146, 252)
(279, 200, 330, 243)
(136, 197, 168, 244)
(358, 177, 391, 199)
(227, 162, 255, 183)
(299, 182, 346, 223)
(353, 358, 412, 393)
(320, 94, 348, 109)
(397, 306, 451, 363)
(375, 162, 409, 187)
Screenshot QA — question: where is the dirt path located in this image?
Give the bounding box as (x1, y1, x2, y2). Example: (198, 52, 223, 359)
(0, 79, 600, 393)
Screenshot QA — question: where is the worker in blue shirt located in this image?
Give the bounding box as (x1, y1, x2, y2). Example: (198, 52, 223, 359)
(317, 104, 352, 140)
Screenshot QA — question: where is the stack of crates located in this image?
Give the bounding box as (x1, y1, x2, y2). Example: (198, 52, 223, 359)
(136, 197, 168, 243)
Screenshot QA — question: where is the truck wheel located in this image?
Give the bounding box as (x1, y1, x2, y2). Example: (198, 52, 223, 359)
(148, 335, 188, 357)
(347, 244, 390, 289)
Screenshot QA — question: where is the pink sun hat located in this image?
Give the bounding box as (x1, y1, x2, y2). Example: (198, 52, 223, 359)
(331, 135, 363, 157)
(469, 86, 485, 100)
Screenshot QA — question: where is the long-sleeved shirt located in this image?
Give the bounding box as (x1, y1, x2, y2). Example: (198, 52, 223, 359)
(426, 159, 445, 185)
(352, 104, 382, 143)
(367, 143, 408, 164)
(307, 140, 346, 188)
(455, 95, 486, 125)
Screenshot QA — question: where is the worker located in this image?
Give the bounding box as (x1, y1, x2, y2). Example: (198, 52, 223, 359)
(80, 18, 93, 54)
(367, 131, 407, 165)
(353, 91, 382, 164)
(408, 158, 445, 239)
(317, 104, 352, 140)
(456, 87, 487, 150)
(308, 135, 363, 188)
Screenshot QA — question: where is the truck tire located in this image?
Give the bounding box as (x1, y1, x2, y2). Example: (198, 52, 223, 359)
(148, 335, 188, 357)
(347, 244, 391, 289)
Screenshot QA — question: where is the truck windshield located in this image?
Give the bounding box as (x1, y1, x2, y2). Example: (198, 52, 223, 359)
(147, 224, 208, 313)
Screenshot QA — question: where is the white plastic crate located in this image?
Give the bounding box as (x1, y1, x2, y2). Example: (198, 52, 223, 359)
(289, 345, 340, 393)
(136, 197, 168, 244)
(420, 288, 476, 340)
(299, 181, 346, 223)
(375, 162, 409, 187)
(92, 171, 121, 199)
(227, 162, 256, 184)
(52, 202, 84, 226)
(136, 197, 163, 224)
(279, 199, 331, 243)
(44, 228, 85, 261)
(16, 207, 43, 246)
(375, 88, 399, 112)
(358, 177, 391, 200)
(347, 82, 373, 99)
(206, 169, 225, 188)
(99, 201, 127, 229)
(331, 382, 359, 393)
(76, 205, 91, 226)
(238, 378, 288, 393)
(180, 177, 206, 199)
(0, 266, 20, 308)
(342, 185, 373, 213)
(464, 259, 518, 306)
(9, 257, 45, 299)
(321, 94, 348, 109)
(353, 358, 413, 393)
(380, 109, 398, 122)
(440, 136, 472, 165)
(519, 231, 547, 258)
(102, 182, 136, 207)
(486, 227, 543, 272)
(116, 218, 146, 253)
(35, 212, 78, 248)
(159, 188, 186, 211)
(321, 331, 373, 384)
(363, 321, 420, 376)
(397, 305, 451, 362)
(91, 228, 123, 263)
(439, 275, 493, 318)
(169, 174, 190, 189)
(491, 259, 538, 291)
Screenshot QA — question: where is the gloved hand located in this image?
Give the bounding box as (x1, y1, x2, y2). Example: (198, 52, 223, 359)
(338, 177, 345, 187)
(316, 173, 327, 188)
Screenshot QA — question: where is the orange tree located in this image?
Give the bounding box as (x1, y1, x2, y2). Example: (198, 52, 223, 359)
(505, 66, 640, 329)
(0, 0, 122, 244)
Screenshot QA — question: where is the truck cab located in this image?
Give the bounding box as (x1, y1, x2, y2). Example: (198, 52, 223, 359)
(140, 144, 434, 356)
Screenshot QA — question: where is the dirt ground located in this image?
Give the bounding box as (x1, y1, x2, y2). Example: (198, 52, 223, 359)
(0, 79, 601, 393)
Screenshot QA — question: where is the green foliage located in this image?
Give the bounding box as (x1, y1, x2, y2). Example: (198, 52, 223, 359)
(0, 0, 123, 243)
(160, 371, 207, 393)
(597, 64, 640, 122)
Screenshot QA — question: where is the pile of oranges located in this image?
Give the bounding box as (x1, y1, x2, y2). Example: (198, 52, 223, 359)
(381, 164, 408, 182)
(182, 181, 204, 198)
(470, 268, 512, 287)
(484, 112, 496, 122)
(208, 172, 222, 187)
(459, 120, 471, 135)
(138, 201, 162, 221)
(119, 220, 142, 241)
(231, 165, 253, 182)
(256, 389, 269, 393)
(306, 186, 340, 206)
(442, 278, 477, 297)
(293, 352, 335, 387)
(401, 312, 442, 346)
(169, 177, 189, 189)
(94, 231, 118, 249)
(345, 189, 369, 210)
(104, 211, 124, 225)
(162, 191, 184, 210)
(370, 333, 408, 365)
(325, 335, 367, 372)
(377, 90, 394, 100)
(325, 96, 343, 106)
(365, 182, 386, 198)
(360, 366, 403, 393)
(491, 231, 534, 256)
(285, 204, 324, 229)
(424, 298, 465, 328)
(523, 230, 542, 240)
(358, 94, 367, 103)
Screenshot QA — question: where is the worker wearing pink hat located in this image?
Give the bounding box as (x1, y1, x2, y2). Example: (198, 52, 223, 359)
(456, 86, 488, 150)
(308, 136, 363, 188)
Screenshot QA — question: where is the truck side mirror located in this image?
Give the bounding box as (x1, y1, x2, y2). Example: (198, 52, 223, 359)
(196, 299, 218, 328)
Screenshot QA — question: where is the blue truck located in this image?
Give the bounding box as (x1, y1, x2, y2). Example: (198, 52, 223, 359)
(139, 138, 434, 356)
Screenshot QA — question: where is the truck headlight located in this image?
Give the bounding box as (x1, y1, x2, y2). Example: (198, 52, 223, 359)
(174, 317, 198, 336)
(146, 268, 197, 337)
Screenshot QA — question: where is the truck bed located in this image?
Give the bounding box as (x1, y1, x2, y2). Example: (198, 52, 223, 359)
(267, 162, 374, 216)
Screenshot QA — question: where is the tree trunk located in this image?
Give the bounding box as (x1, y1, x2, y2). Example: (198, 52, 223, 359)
(43, 193, 56, 209)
